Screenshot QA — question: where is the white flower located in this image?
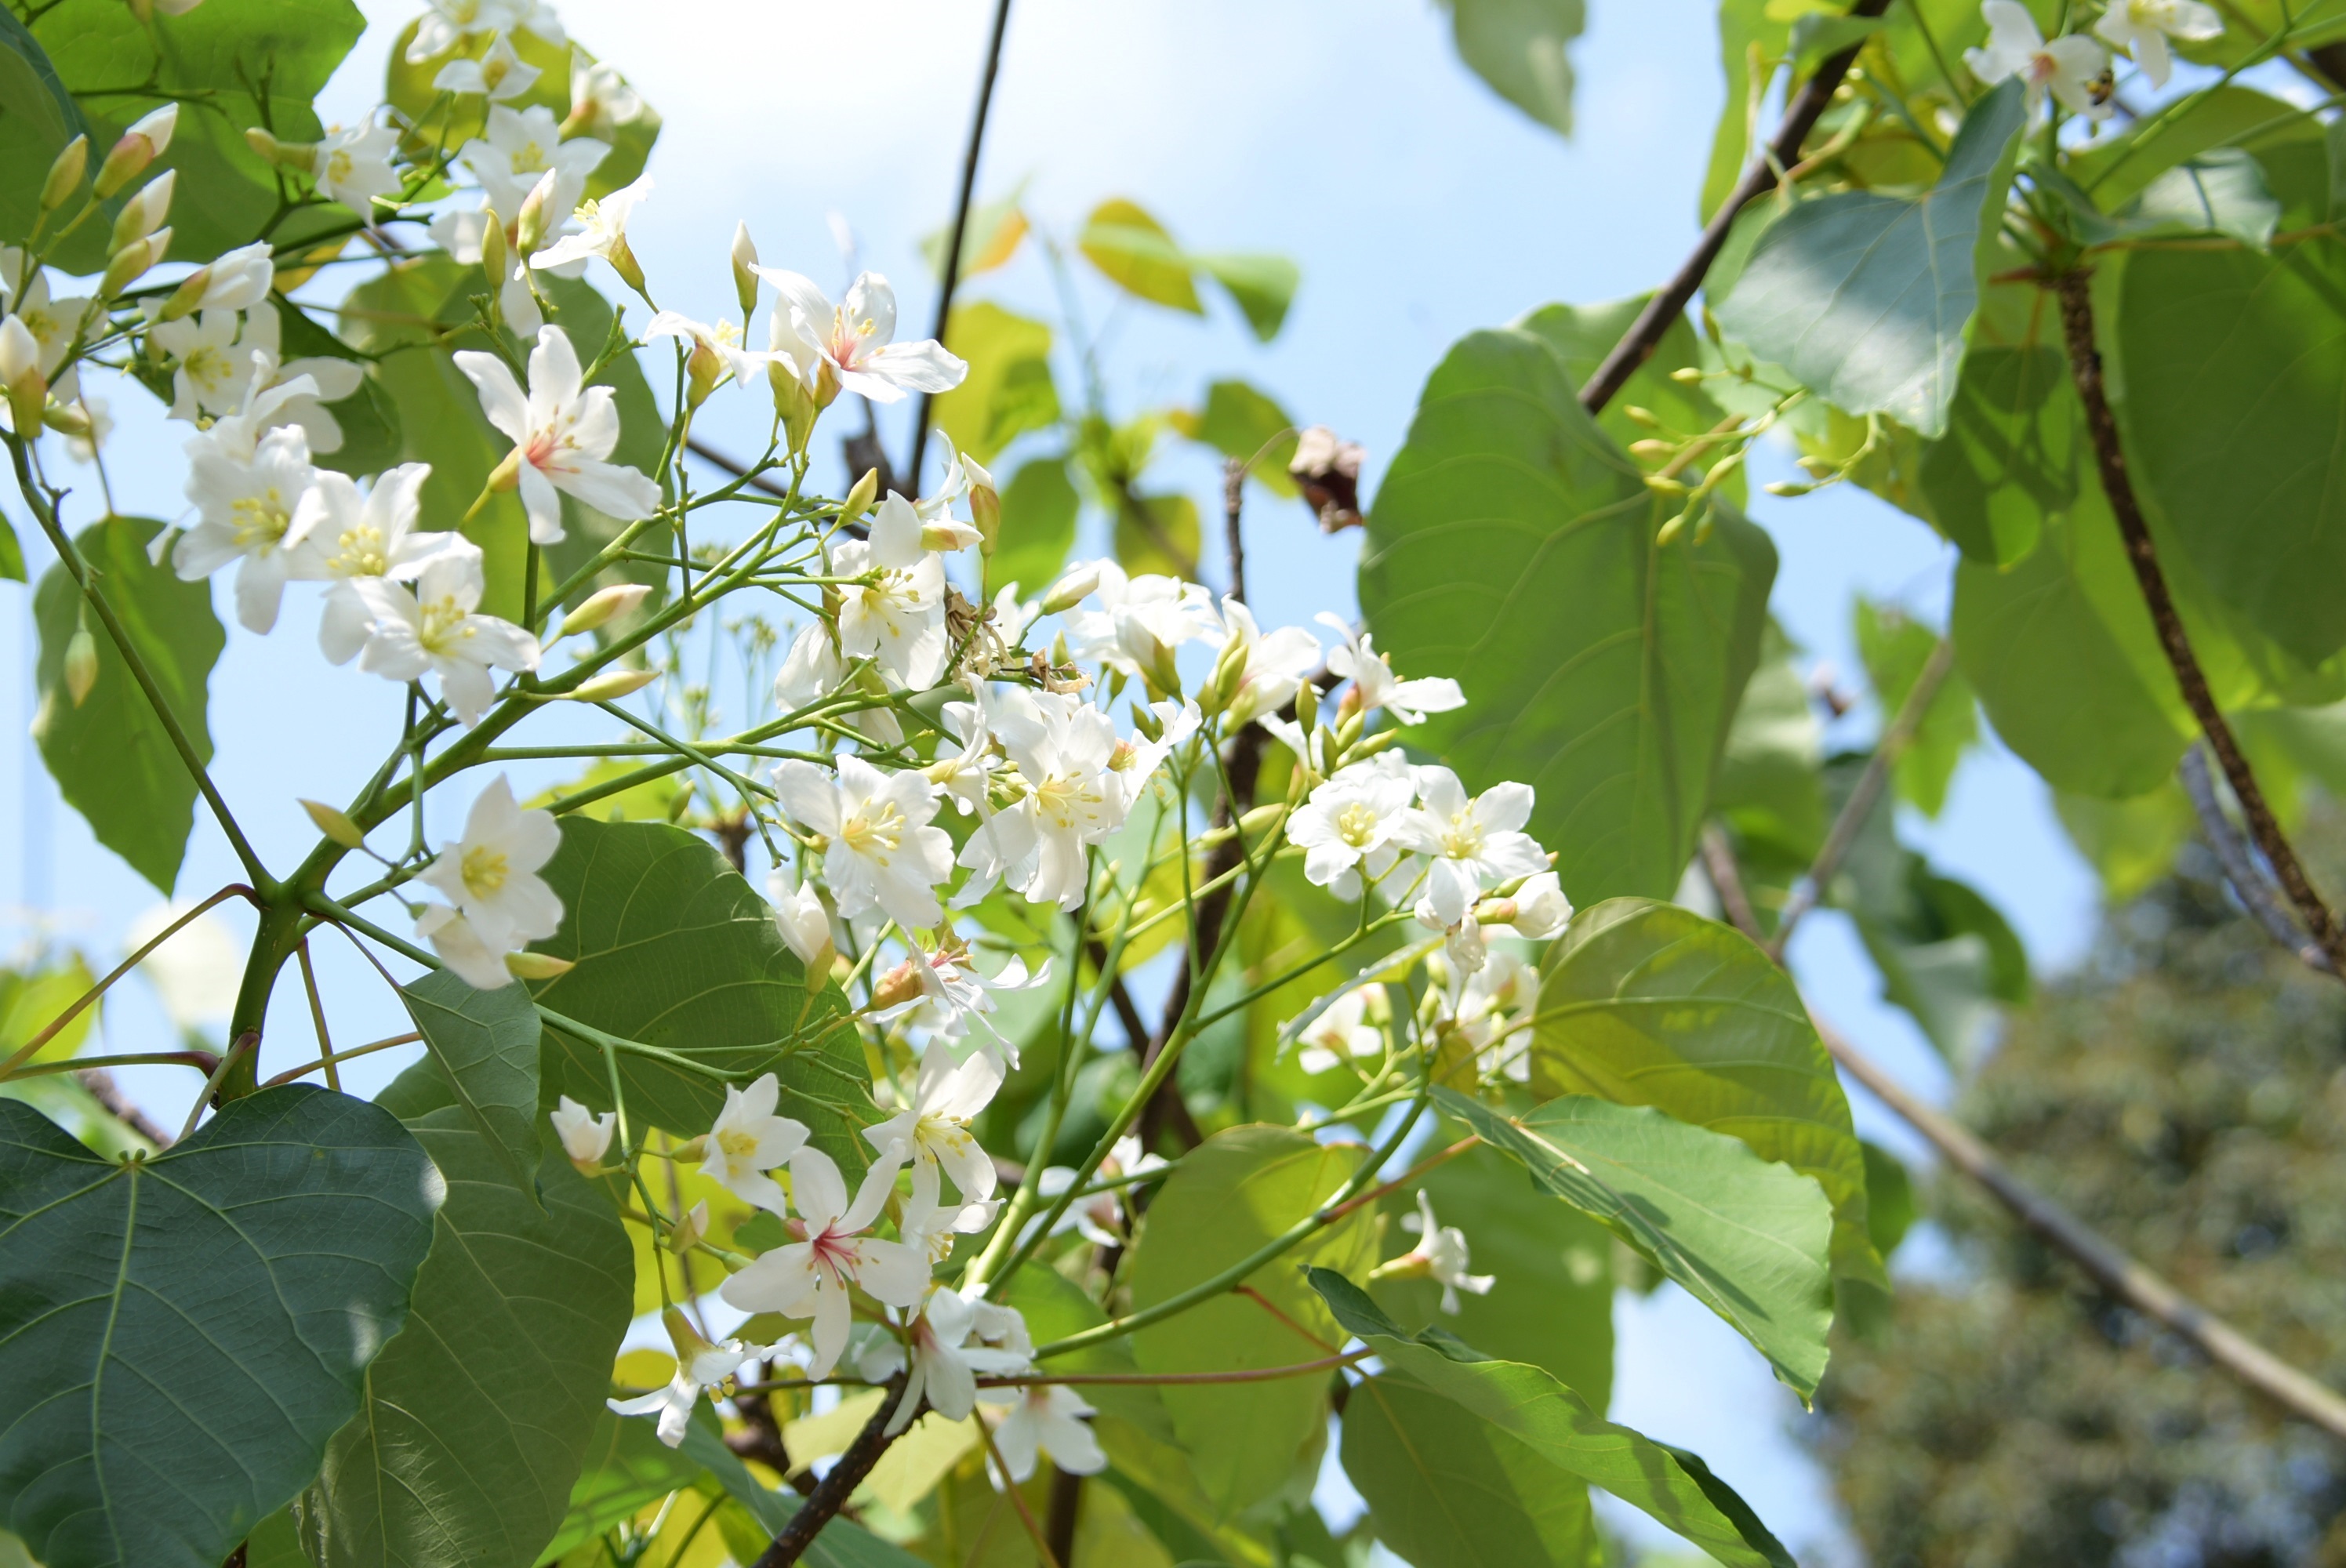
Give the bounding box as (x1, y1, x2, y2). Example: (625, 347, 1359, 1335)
(549, 1094, 615, 1166)
(699, 1071, 810, 1214)
(191, 241, 275, 313)
(1293, 986, 1383, 1076)
(753, 267, 966, 405)
(958, 689, 1120, 910)
(1495, 869, 1572, 941)
(898, 1184, 1000, 1263)
(608, 1308, 757, 1448)
(1103, 697, 1199, 817)
(928, 691, 1000, 818)
(433, 34, 539, 99)
(1397, 1190, 1494, 1315)
(350, 539, 542, 724)
(416, 775, 564, 959)
(1965, 1, 2112, 118)
(833, 499, 950, 688)
(455, 324, 661, 545)
(234, 309, 367, 452)
(717, 1146, 931, 1378)
(1436, 949, 1536, 1080)
(566, 56, 642, 138)
(1030, 1134, 1164, 1250)
(1288, 756, 1418, 899)
(864, 1041, 1003, 1210)
(9, 271, 94, 379)
(984, 1385, 1106, 1483)
(768, 873, 834, 969)
(864, 1287, 1032, 1435)
(457, 103, 608, 220)
(416, 904, 519, 989)
(151, 310, 262, 422)
(1062, 561, 1222, 687)
(1396, 766, 1547, 929)
(774, 622, 844, 711)
(173, 423, 316, 633)
(644, 309, 765, 402)
(1316, 614, 1465, 725)
(530, 173, 650, 278)
(2093, 0, 2221, 87)
(289, 463, 454, 663)
(1215, 599, 1320, 730)
(405, 0, 526, 62)
(770, 756, 956, 932)
(314, 120, 402, 210)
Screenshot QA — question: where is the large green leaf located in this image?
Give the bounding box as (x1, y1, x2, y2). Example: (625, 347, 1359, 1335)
(1846, 855, 2028, 1065)
(1361, 325, 1775, 905)
(1369, 1138, 1614, 1410)
(932, 302, 1060, 465)
(1714, 78, 2026, 438)
(1194, 252, 1299, 342)
(2069, 85, 2319, 209)
(0, 1087, 438, 1568)
(397, 969, 540, 1196)
(32, 517, 223, 895)
(2116, 241, 2346, 664)
(1313, 1271, 1794, 1568)
(0, 10, 105, 274)
(1438, 1091, 1834, 1396)
(1342, 1375, 1600, 1568)
(1527, 898, 1879, 1319)
(1853, 600, 1976, 817)
(300, 1056, 630, 1568)
(982, 456, 1078, 602)
(1128, 1125, 1376, 1521)
(1438, 0, 1584, 136)
(33, 0, 365, 263)
(528, 817, 875, 1163)
(1079, 199, 1200, 313)
(1712, 619, 1826, 877)
(1513, 294, 1741, 499)
(1918, 344, 2076, 568)
(1170, 379, 1299, 497)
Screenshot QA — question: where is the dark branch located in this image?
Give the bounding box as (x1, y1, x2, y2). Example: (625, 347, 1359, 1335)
(751, 1374, 911, 1567)
(1578, 0, 1893, 415)
(1044, 1465, 1083, 1566)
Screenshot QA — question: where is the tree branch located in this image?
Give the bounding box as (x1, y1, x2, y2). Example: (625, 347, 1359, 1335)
(1578, 0, 1894, 415)
(906, 0, 1015, 492)
(2177, 745, 2333, 973)
(2054, 271, 2346, 974)
(750, 1374, 910, 1568)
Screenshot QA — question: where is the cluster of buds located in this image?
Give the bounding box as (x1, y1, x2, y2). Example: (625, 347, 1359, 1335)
(96, 107, 180, 298)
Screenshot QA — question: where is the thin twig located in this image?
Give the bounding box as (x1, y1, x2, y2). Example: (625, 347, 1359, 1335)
(1768, 635, 1958, 960)
(976, 1418, 1063, 1568)
(2178, 746, 2333, 972)
(0, 884, 256, 1081)
(1222, 455, 1247, 605)
(260, 1032, 424, 1089)
(1814, 1009, 2346, 1440)
(906, 0, 1015, 492)
(975, 1350, 1370, 1388)
(1578, 0, 1894, 414)
(2054, 272, 2346, 975)
(1699, 822, 1763, 940)
(750, 1374, 910, 1568)
(75, 1067, 175, 1148)
(685, 436, 790, 499)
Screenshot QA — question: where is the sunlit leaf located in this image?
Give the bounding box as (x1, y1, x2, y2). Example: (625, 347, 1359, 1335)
(1438, 0, 1585, 136)
(932, 302, 1059, 464)
(1079, 198, 1200, 313)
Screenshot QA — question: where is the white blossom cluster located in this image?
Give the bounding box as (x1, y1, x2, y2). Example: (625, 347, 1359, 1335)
(1966, 0, 2221, 115)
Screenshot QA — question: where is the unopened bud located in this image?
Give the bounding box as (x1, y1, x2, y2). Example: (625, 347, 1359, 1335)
(1350, 728, 1401, 759)
(1763, 480, 1814, 497)
(870, 956, 924, 1012)
(1145, 638, 1182, 702)
(62, 627, 97, 707)
(1237, 800, 1287, 840)
(669, 1199, 710, 1254)
(0, 315, 46, 434)
(93, 104, 176, 199)
(109, 169, 173, 251)
(300, 798, 367, 848)
(567, 667, 661, 702)
(1129, 699, 1164, 742)
(730, 221, 759, 319)
(41, 136, 88, 212)
(1335, 710, 1366, 751)
(1040, 565, 1100, 617)
(1628, 438, 1673, 461)
(99, 227, 169, 296)
(481, 208, 508, 294)
(1645, 474, 1689, 496)
(156, 264, 211, 322)
(514, 169, 559, 256)
(242, 125, 317, 174)
(666, 1134, 709, 1163)
(771, 360, 816, 453)
(1201, 641, 1247, 717)
(962, 455, 1000, 553)
(1622, 405, 1661, 430)
(562, 582, 652, 636)
(1293, 680, 1317, 733)
(486, 448, 524, 492)
(841, 466, 878, 524)
(41, 401, 90, 437)
(503, 949, 577, 981)
(1669, 365, 1705, 384)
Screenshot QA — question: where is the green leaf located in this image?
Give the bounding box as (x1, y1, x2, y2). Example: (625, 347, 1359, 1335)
(1361, 326, 1776, 905)
(1918, 344, 2075, 568)
(0, 1087, 439, 1568)
(2053, 781, 2195, 900)
(33, 0, 365, 263)
(396, 970, 541, 1196)
(1712, 619, 1827, 868)
(984, 456, 1080, 599)
(1128, 1125, 1377, 1520)
(1527, 897, 1880, 1320)
(0, 514, 21, 583)
(528, 818, 876, 1163)
(2115, 241, 2346, 665)
(932, 302, 1060, 464)
(0, 954, 100, 1064)
(1193, 252, 1299, 342)
(1514, 295, 1740, 498)
(1114, 491, 1200, 581)
(2069, 85, 2315, 209)
(1371, 1137, 1615, 1409)
(1853, 601, 1976, 817)
(1789, 13, 1884, 71)
(1079, 199, 1200, 314)
(1437, 0, 1585, 136)
(1714, 78, 2027, 438)
(1342, 1376, 1602, 1568)
(920, 186, 1030, 279)
(537, 1411, 703, 1563)
(1438, 1091, 1835, 1396)
(1310, 1269, 1795, 1568)
(1860, 1140, 1916, 1260)
(2127, 150, 2282, 250)
(270, 300, 405, 479)
(32, 517, 223, 895)
(1847, 857, 2028, 1065)
(1698, 0, 1791, 223)
(0, 10, 105, 275)
(1171, 379, 1298, 497)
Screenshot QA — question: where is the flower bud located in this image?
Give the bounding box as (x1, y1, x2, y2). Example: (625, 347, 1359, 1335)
(1040, 564, 1100, 617)
(1669, 365, 1705, 384)
(93, 104, 176, 199)
(108, 169, 174, 251)
(41, 401, 91, 437)
(1622, 405, 1661, 430)
(770, 359, 815, 453)
(486, 447, 524, 492)
(962, 454, 1000, 553)
(1200, 639, 1247, 717)
(730, 221, 760, 319)
(840, 466, 879, 524)
(669, 1200, 709, 1254)
(242, 125, 317, 173)
(481, 207, 508, 296)
(1237, 800, 1287, 840)
(566, 667, 661, 702)
(561, 582, 652, 636)
(63, 627, 98, 707)
(300, 797, 368, 848)
(1292, 678, 1318, 735)
(503, 949, 577, 981)
(99, 227, 169, 296)
(41, 136, 88, 212)
(0, 315, 46, 435)
(156, 265, 211, 322)
(666, 1134, 709, 1163)
(514, 169, 559, 257)
(1627, 437, 1673, 461)
(870, 956, 925, 1013)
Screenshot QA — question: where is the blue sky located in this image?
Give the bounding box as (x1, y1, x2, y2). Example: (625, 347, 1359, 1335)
(0, 0, 2173, 1559)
